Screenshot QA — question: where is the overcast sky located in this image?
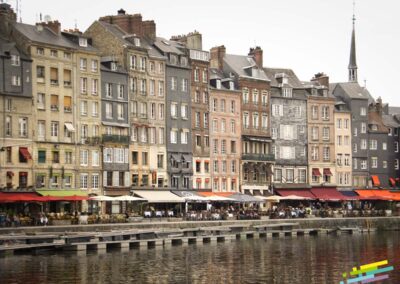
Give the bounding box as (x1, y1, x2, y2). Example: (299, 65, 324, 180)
(10, 0, 400, 106)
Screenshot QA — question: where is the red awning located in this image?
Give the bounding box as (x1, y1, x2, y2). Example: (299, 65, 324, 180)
(355, 190, 399, 201)
(371, 175, 380, 187)
(19, 147, 32, 160)
(276, 189, 315, 199)
(310, 188, 344, 201)
(0, 193, 46, 203)
(196, 160, 201, 163)
(196, 178, 202, 182)
(323, 168, 333, 176)
(312, 168, 321, 176)
(205, 178, 210, 182)
(6, 171, 14, 177)
(390, 178, 396, 187)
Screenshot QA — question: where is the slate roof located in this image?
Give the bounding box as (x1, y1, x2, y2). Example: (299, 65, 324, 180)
(154, 37, 184, 55)
(264, 67, 302, 88)
(333, 82, 374, 103)
(388, 106, 400, 115)
(0, 37, 30, 59)
(382, 114, 400, 128)
(223, 54, 270, 81)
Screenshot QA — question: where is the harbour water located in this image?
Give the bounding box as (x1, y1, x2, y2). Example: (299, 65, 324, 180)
(0, 232, 399, 283)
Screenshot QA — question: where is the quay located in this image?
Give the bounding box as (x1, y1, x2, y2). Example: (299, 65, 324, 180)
(1, 216, 399, 256)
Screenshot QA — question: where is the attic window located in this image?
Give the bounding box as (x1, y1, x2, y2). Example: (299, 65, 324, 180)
(216, 79, 221, 89)
(79, 38, 87, 47)
(229, 81, 234, 90)
(111, 62, 117, 71)
(282, 88, 292, 98)
(162, 40, 170, 46)
(134, 38, 140, 47)
(371, 125, 378, 131)
(282, 77, 288, 85)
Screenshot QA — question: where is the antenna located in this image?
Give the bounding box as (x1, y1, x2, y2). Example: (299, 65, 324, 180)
(19, 0, 22, 22)
(364, 79, 367, 88)
(352, 0, 356, 26)
(40, 13, 42, 22)
(74, 19, 77, 29)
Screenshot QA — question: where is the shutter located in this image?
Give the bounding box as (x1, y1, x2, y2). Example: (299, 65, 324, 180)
(292, 125, 297, 140)
(124, 148, 129, 164)
(279, 125, 284, 139)
(113, 148, 118, 163)
(124, 172, 130, 186)
(279, 105, 283, 116)
(112, 171, 118, 186)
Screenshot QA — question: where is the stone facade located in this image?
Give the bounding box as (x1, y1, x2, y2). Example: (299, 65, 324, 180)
(209, 72, 241, 192)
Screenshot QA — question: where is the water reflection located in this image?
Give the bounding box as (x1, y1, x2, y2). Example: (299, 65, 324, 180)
(1, 233, 399, 284)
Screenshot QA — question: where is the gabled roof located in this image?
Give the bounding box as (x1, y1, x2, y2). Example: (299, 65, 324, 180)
(154, 37, 184, 55)
(333, 82, 374, 103)
(14, 22, 97, 52)
(382, 114, 400, 128)
(263, 67, 303, 88)
(223, 54, 270, 81)
(368, 111, 389, 133)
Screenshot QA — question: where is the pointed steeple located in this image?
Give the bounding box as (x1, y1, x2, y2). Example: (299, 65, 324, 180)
(348, 1, 358, 82)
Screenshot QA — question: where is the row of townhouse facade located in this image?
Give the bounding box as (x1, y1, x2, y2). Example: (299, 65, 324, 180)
(1, 5, 400, 197)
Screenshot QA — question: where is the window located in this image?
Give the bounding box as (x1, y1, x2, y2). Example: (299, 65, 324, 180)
(79, 37, 87, 47)
(142, 152, 148, 165)
(344, 119, 350, 129)
(204, 136, 209, 148)
(158, 81, 164, 96)
(213, 119, 218, 133)
(230, 120, 236, 134)
(272, 105, 283, 117)
(171, 77, 177, 90)
(194, 69, 199, 82)
(360, 107, 367, 116)
(383, 161, 387, 169)
(353, 158, 358, 170)
(52, 151, 60, 163)
(202, 69, 207, 83)
(171, 103, 178, 118)
(117, 104, 124, 120)
(322, 127, 329, 140)
(105, 103, 113, 119)
(312, 127, 319, 140)
(322, 106, 329, 120)
(157, 154, 164, 169)
(323, 147, 330, 161)
(344, 136, 349, 146)
(140, 79, 147, 95)
(80, 77, 87, 94)
(274, 169, 282, 183)
(159, 128, 164, 144)
(132, 151, 138, 165)
(36, 65, 45, 82)
(170, 129, 177, 144)
(361, 160, 367, 169)
(286, 169, 294, 183)
(64, 52, 71, 59)
(311, 146, 319, 161)
(196, 135, 201, 147)
(37, 120, 45, 140)
(37, 47, 44, 55)
(299, 169, 307, 183)
(203, 92, 209, 104)
(92, 102, 99, 117)
(361, 139, 367, 150)
(181, 104, 188, 119)
(221, 140, 227, 154)
(337, 154, 343, 166)
(51, 121, 59, 138)
(149, 80, 155, 96)
(262, 91, 268, 106)
(204, 113, 209, 128)
(337, 136, 342, 146)
(65, 151, 72, 164)
(117, 84, 124, 99)
(80, 100, 88, 116)
(337, 118, 342, 129)
(80, 58, 87, 71)
(344, 154, 350, 166)
(11, 75, 21, 86)
(382, 142, 387, 150)
(311, 106, 318, 119)
(396, 142, 399, 152)
(371, 157, 378, 168)
(221, 119, 226, 133)
(353, 127, 358, 136)
(11, 54, 20, 66)
(80, 150, 88, 166)
(395, 159, 399, 170)
(212, 99, 218, 112)
(280, 146, 295, 159)
(252, 113, 259, 129)
(18, 117, 28, 137)
(369, 140, 377, 150)
(282, 88, 292, 98)
(140, 127, 148, 143)
(243, 112, 249, 129)
(181, 130, 188, 144)
(252, 89, 259, 105)
(213, 161, 219, 173)
(222, 161, 227, 173)
(91, 174, 99, 189)
(80, 174, 88, 189)
(196, 161, 201, 173)
(159, 104, 164, 120)
(81, 124, 88, 139)
(361, 123, 367, 133)
(195, 112, 201, 128)
(213, 139, 218, 154)
(242, 88, 249, 104)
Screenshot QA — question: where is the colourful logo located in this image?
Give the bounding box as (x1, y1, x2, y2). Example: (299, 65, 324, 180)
(340, 260, 394, 283)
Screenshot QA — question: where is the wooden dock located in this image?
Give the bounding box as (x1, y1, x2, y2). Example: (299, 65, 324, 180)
(0, 222, 375, 256)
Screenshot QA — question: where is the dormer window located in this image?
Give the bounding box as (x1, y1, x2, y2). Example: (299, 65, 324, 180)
(322, 89, 328, 97)
(282, 77, 288, 85)
(79, 38, 87, 47)
(216, 79, 221, 89)
(229, 81, 234, 90)
(371, 124, 378, 131)
(170, 54, 177, 65)
(282, 88, 292, 98)
(180, 56, 188, 66)
(11, 55, 20, 66)
(111, 62, 117, 71)
(134, 38, 140, 47)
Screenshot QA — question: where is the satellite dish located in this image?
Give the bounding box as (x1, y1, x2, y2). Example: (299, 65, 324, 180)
(44, 15, 52, 22)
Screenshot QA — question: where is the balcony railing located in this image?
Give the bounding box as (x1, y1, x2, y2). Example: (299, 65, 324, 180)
(102, 134, 130, 144)
(242, 153, 275, 161)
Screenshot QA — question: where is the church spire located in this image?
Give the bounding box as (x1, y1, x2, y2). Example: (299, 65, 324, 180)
(348, 0, 358, 82)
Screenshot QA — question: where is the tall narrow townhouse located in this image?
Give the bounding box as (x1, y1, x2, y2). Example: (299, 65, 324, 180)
(304, 73, 336, 189)
(153, 38, 192, 189)
(0, 17, 33, 190)
(333, 100, 352, 189)
(63, 31, 102, 196)
(209, 69, 241, 192)
(171, 32, 211, 190)
(100, 58, 130, 198)
(10, 19, 102, 196)
(86, 10, 168, 189)
(211, 46, 273, 196)
(367, 99, 390, 187)
(385, 107, 400, 187)
(331, 11, 374, 188)
(264, 68, 308, 194)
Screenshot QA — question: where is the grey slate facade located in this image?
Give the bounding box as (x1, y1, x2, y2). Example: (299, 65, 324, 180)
(265, 68, 308, 186)
(331, 83, 372, 187)
(154, 38, 193, 189)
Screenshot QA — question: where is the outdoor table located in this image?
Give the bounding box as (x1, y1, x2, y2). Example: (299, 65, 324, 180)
(156, 211, 163, 217)
(144, 211, 151, 217)
(167, 211, 174, 217)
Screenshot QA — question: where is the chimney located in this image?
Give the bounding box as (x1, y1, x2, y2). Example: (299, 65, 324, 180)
(142, 20, 156, 41)
(376, 97, 383, 115)
(210, 45, 226, 70)
(248, 46, 263, 68)
(185, 31, 202, 50)
(39, 20, 61, 35)
(0, 3, 16, 36)
(117, 8, 126, 15)
(311, 72, 329, 88)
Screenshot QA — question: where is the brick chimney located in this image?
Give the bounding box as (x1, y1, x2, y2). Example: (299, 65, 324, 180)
(210, 45, 226, 70)
(39, 20, 61, 35)
(311, 72, 329, 88)
(0, 3, 16, 36)
(99, 10, 156, 41)
(248, 46, 263, 68)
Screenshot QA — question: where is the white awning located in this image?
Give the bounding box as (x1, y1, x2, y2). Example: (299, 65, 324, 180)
(132, 190, 185, 203)
(64, 122, 75, 132)
(102, 121, 129, 128)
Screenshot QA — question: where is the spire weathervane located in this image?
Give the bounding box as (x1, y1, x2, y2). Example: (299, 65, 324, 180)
(348, 0, 358, 82)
